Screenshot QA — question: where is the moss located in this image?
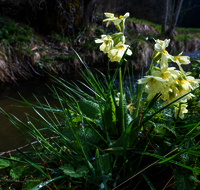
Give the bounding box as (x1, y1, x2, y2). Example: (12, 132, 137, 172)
(175, 34, 190, 43)
(175, 27, 200, 34)
(127, 17, 162, 32)
(0, 17, 34, 44)
(54, 54, 76, 61)
(94, 27, 105, 36)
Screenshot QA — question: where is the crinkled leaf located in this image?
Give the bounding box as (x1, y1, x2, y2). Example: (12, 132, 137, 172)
(156, 122, 176, 136)
(61, 127, 102, 147)
(60, 164, 88, 178)
(10, 165, 25, 179)
(10, 157, 21, 167)
(174, 168, 195, 190)
(0, 158, 11, 169)
(78, 99, 100, 119)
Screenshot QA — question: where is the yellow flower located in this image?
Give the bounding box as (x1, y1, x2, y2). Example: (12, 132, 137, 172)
(103, 13, 117, 27)
(152, 67, 179, 80)
(175, 104, 188, 119)
(95, 35, 113, 53)
(186, 76, 200, 89)
(127, 103, 135, 114)
(138, 76, 165, 93)
(154, 39, 173, 72)
(113, 12, 130, 26)
(161, 84, 179, 106)
(172, 52, 190, 73)
(108, 42, 132, 62)
(146, 92, 158, 100)
(103, 12, 129, 27)
(174, 77, 192, 91)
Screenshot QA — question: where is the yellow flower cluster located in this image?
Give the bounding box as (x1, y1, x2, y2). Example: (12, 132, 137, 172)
(138, 39, 200, 119)
(95, 13, 132, 62)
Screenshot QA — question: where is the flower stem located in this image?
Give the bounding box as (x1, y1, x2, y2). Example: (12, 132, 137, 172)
(119, 67, 125, 133)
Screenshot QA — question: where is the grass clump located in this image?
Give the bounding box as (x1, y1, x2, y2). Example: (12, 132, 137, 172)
(175, 27, 200, 34)
(1, 11, 200, 190)
(175, 34, 190, 43)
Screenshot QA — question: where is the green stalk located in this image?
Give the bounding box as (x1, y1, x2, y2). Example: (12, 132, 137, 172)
(134, 83, 145, 118)
(149, 58, 154, 70)
(119, 67, 125, 133)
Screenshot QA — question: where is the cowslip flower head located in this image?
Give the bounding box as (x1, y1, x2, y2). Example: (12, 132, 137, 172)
(161, 85, 179, 106)
(174, 77, 192, 91)
(175, 104, 188, 119)
(103, 13, 117, 27)
(186, 76, 200, 89)
(108, 42, 132, 62)
(172, 52, 190, 73)
(111, 32, 125, 44)
(154, 39, 173, 72)
(95, 35, 113, 53)
(113, 13, 130, 26)
(138, 76, 165, 93)
(103, 12, 129, 30)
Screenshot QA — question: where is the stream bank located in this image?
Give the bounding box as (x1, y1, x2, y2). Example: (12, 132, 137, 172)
(1, 15, 200, 83)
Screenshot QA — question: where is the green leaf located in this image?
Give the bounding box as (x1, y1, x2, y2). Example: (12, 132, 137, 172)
(123, 117, 139, 157)
(30, 176, 65, 190)
(104, 93, 117, 132)
(117, 94, 130, 133)
(157, 123, 177, 136)
(141, 173, 156, 190)
(10, 157, 21, 167)
(62, 127, 102, 147)
(95, 153, 112, 174)
(22, 177, 42, 190)
(0, 158, 11, 169)
(10, 165, 25, 179)
(72, 115, 82, 123)
(174, 168, 195, 190)
(78, 99, 100, 119)
(60, 164, 88, 178)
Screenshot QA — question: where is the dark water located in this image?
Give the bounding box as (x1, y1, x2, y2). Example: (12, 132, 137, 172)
(182, 50, 200, 58)
(0, 77, 59, 153)
(0, 69, 109, 154)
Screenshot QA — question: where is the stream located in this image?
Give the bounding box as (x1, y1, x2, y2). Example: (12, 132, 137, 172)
(0, 50, 200, 154)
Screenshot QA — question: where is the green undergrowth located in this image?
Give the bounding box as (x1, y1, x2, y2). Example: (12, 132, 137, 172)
(128, 17, 162, 33)
(175, 27, 200, 34)
(0, 48, 200, 189)
(0, 15, 105, 75)
(127, 17, 200, 43)
(188, 57, 200, 78)
(0, 16, 39, 59)
(0, 17, 36, 44)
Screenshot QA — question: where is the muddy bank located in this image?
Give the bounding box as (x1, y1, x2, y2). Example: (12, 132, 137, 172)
(0, 18, 200, 83)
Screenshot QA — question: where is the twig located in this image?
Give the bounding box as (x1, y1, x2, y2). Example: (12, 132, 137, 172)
(112, 148, 178, 190)
(0, 136, 60, 156)
(162, 175, 174, 190)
